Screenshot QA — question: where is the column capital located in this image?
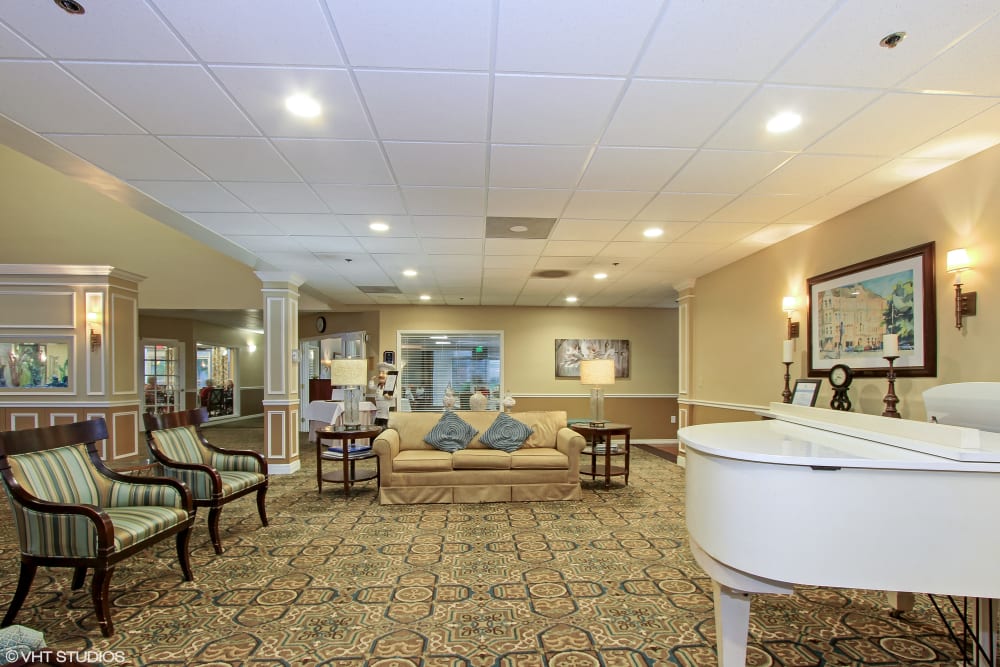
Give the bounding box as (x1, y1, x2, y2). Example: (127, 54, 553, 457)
(255, 271, 305, 290)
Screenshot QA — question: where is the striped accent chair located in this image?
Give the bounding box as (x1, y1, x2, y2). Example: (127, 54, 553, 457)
(143, 408, 268, 555)
(0, 418, 195, 638)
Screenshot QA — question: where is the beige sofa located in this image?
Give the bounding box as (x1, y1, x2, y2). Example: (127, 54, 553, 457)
(372, 410, 585, 504)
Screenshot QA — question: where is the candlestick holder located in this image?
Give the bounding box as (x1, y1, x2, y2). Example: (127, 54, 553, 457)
(781, 361, 793, 403)
(881, 355, 901, 418)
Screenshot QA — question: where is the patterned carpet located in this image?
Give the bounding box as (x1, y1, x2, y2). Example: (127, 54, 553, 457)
(0, 428, 973, 666)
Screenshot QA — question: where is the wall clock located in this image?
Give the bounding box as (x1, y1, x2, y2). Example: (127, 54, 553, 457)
(828, 363, 853, 411)
(315, 316, 326, 334)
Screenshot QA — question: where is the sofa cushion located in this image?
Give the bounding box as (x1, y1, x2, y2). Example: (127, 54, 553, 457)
(480, 413, 534, 452)
(394, 450, 454, 472)
(453, 449, 511, 470)
(511, 411, 567, 448)
(424, 412, 479, 453)
(510, 448, 569, 470)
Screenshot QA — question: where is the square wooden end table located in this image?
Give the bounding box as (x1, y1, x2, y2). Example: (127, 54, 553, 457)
(570, 422, 632, 490)
(315, 425, 381, 498)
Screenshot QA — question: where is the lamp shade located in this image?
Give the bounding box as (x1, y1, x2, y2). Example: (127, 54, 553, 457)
(946, 248, 971, 273)
(580, 358, 615, 385)
(329, 358, 368, 387)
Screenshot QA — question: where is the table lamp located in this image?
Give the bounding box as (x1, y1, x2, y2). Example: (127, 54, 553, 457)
(580, 359, 615, 427)
(329, 358, 368, 429)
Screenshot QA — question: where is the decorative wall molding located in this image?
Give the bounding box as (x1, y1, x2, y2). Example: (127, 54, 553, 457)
(678, 398, 767, 413)
(513, 393, 679, 399)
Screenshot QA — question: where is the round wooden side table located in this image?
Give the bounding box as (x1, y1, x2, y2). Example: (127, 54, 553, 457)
(315, 425, 381, 497)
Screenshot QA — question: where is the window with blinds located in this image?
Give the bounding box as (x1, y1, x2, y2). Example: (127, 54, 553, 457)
(398, 331, 502, 412)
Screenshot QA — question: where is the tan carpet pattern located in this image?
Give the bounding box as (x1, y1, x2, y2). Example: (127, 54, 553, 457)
(0, 429, 971, 666)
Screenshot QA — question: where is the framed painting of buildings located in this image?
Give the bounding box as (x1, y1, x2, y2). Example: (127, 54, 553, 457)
(555, 339, 630, 378)
(806, 242, 936, 377)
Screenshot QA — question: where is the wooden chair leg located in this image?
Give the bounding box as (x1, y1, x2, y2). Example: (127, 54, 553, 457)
(207, 507, 223, 555)
(91, 566, 114, 638)
(176, 528, 193, 580)
(71, 566, 87, 590)
(256, 487, 269, 527)
(2, 561, 37, 628)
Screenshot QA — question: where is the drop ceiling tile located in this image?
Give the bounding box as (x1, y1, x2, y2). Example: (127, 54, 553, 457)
(811, 93, 996, 156)
(666, 150, 791, 192)
(613, 221, 698, 242)
(66, 63, 259, 136)
(484, 256, 537, 270)
(0, 23, 43, 57)
(489, 145, 591, 189)
(635, 193, 735, 221)
(745, 223, 816, 245)
(326, 0, 491, 69)
(579, 147, 694, 190)
(291, 236, 365, 253)
(163, 137, 300, 181)
(562, 190, 653, 219)
(706, 85, 881, 151)
(496, 0, 662, 76)
(708, 194, 816, 222)
(273, 139, 393, 184)
(44, 134, 206, 180)
(485, 239, 547, 256)
(0, 62, 143, 134)
(212, 66, 372, 139)
(905, 104, 1000, 159)
(130, 180, 251, 212)
(421, 238, 484, 255)
(356, 70, 490, 141)
(901, 16, 1000, 96)
(486, 188, 571, 217)
(222, 182, 329, 213)
(187, 212, 283, 235)
(492, 75, 626, 144)
(542, 240, 608, 257)
(3, 0, 192, 61)
(651, 242, 726, 264)
(638, 0, 830, 80)
(751, 154, 887, 195)
(313, 185, 407, 215)
(678, 222, 767, 243)
(384, 142, 487, 187)
(412, 216, 486, 238)
(227, 234, 303, 252)
(359, 236, 423, 254)
(550, 219, 628, 242)
(402, 187, 485, 216)
(770, 0, 999, 88)
(263, 213, 350, 235)
(598, 241, 664, 258)
(603, 80, 756, 147)
(336, 215, 415, 236)
(152, 0, 343, 66)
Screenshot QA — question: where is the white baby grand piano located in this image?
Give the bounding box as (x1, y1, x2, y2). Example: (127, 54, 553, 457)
(679, 385, 1000, 667)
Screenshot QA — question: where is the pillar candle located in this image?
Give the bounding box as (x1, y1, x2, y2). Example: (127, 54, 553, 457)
(883, 333, 899, 356)
(782, 339, 794, 363)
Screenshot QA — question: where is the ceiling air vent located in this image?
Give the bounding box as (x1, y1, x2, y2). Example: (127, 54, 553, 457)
(357, 285, 402, 294)
(531, 269, 573, 279)
(485, 217, 556, 239)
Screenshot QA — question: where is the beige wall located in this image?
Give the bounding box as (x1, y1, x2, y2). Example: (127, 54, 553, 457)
(689, 143, 1000, 422)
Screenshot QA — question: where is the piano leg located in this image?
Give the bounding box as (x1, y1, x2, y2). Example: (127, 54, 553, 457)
(887, 591, 916, 617)
(713, 581, 752, 667)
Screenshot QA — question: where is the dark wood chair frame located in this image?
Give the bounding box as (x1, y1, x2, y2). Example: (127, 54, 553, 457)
(0, 418, 195, 637)
(142, 407, 268, 555)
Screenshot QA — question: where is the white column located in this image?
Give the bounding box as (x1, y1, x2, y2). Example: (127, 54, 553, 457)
(675, 279, 695, 465)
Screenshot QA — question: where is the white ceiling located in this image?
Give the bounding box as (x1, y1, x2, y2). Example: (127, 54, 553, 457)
(2, 0, 1000, 309)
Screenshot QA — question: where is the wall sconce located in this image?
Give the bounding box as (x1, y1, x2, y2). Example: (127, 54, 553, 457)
(247, 342, 257, 353)
(782, 296, 800, 339)
(946, 248, 977, 329)
(86, 310, 102, 351)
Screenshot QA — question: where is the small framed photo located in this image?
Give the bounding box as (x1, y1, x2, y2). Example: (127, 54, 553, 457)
(382, 370, 398, 396)
(791, 379, 822, 406)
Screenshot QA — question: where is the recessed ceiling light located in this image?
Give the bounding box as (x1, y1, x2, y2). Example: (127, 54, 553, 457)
(879, 31, 907, 49)
(643, 227, 664, 238)
(54, 0, 85, 14)
(402, 269, 417, 277)
(509, 225, 529, 233)
(766, 111, 802, 134)
(369, 222, 390, 232)
(419, 294, 431, 301)
(594, 272, 608, 280)
(565, 296, 578, 303)
(285, 94, 321, 118)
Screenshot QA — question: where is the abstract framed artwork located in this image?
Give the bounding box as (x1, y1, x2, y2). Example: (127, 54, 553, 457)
(555, 339, 630, 378)
(807, 242, 936, 377)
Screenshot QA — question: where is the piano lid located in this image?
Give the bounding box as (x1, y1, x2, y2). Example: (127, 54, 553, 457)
(923, 382, 1000, 433)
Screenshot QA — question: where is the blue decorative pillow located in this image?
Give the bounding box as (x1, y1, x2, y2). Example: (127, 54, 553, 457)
(481, 413, 534, 452)
(424, 411, 478, 452)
